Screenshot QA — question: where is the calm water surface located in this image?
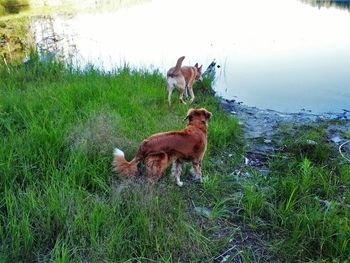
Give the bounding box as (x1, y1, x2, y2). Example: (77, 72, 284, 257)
(31, 0, 350, 113)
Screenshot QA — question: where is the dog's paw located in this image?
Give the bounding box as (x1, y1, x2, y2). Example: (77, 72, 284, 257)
(176, 181, 184, 187)
(193, 175, 203, 183)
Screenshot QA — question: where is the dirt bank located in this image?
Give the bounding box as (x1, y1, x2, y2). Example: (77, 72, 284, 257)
(219, 98, 350, 171)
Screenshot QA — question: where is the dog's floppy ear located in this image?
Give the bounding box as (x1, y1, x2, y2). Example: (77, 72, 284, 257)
(184, 108, 195, 121)
(200, 108, 212, 120)
(205, 110, 212, 120)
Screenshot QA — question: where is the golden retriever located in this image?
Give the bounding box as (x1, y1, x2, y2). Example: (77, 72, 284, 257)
(113, 108, 212, 186)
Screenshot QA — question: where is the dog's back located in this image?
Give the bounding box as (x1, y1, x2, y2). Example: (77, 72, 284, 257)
(180, 66, 200, 84)
(141, 127, 206, 161)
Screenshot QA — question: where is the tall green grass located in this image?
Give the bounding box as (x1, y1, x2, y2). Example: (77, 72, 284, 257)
(237, 126, 350, 262)
(0, 54, 242, 262)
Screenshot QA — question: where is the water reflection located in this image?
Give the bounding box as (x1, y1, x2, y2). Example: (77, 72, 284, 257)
(0, 20, 31, 63)
(0, 0, 29, 15)
(29, 0, 150, 14)
(31, 15, 78, 64)
(301, 0, 350, 11)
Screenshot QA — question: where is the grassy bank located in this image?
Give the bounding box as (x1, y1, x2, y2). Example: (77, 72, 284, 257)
(239, 125, 350, 262)
(1, 55, 349, 262)
(0, 55, 242, 262)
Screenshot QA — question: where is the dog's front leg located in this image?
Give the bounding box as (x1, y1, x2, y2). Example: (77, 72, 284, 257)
(179, 88, 187, 105)
(167, 82, 174, 106)
(172, 160, 184, 186)
(192, 161, 203, 183)
(177, 78, 187, 104)
(188, 85, 195, 104)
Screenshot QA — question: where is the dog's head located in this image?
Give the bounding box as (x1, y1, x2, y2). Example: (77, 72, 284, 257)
(194, 63, 203, 81)
(184, 108, 212, 126)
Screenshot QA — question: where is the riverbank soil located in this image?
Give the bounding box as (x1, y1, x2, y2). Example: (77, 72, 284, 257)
(220, 98, 350, 172)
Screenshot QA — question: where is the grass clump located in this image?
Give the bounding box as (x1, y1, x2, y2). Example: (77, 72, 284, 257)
(236, 126, 350, 262)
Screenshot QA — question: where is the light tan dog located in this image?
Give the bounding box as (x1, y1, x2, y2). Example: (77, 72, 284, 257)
(166, 56, 203, 106)
(113, 108, 212, 186)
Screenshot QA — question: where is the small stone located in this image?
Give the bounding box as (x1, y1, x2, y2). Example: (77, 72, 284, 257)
(306, 139, 317, 145)
(244, 157, 249, 165)
(331, 136, 342, 144)
(193, 206, 212, 219)
(230, 111, 237, 115)
(264, 139, 272, 144)
(232, 170, 241, 176)
(220, 255, 231, 263)
(228, 154, 233, 157)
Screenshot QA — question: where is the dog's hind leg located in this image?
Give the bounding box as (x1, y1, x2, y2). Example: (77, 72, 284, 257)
(192, 160, 203, 183)
(172, 160, 184, 186)
(167, 82, 174, 106)
(145, 152, 169, 182)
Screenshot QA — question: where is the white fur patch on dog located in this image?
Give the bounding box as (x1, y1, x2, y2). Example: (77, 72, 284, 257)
(113, 148, 124, 157)
(167, 77, 177, 88)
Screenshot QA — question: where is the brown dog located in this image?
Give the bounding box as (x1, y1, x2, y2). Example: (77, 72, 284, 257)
(113, 108, 212, 186)
(166, 56, 203, 106)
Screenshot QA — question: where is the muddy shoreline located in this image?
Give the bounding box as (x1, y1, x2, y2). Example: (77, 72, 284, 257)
(219, 97, 350, 171)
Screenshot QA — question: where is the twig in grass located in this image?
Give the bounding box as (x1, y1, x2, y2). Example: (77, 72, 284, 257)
(2, 55, 10, 73)
(338, 140, 350, 163)
(213, 245, 237, 261)
(6, 43, 12, 61)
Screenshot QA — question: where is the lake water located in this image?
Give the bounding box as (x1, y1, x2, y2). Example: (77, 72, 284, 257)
(30, 0, 350, 113)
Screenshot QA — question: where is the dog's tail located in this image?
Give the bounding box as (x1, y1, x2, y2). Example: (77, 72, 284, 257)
(113, 148, 140, 177)
(168, 56, 185, 77)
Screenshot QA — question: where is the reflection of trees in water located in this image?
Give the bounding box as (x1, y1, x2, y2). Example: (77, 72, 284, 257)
(31, 15, 78, 64)
(29, 0, 150, 14)
(1, 0, 150, 64)
(301, 0, 350, 11)
(1, 15, 77, 64)
(0, 18, 31, 63)
(0, 0, 29, 15)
